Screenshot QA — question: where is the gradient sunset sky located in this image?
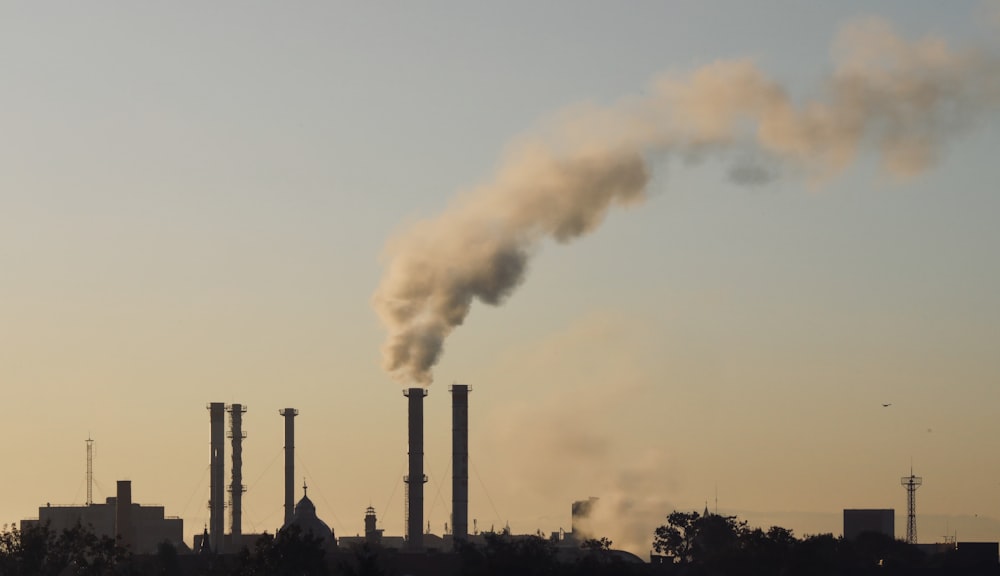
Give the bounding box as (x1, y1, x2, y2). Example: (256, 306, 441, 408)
(3, 1, 1000, 555)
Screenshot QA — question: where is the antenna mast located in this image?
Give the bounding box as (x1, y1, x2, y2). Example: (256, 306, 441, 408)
(900, 467, 922, 544)
(86, 436, 94, 506)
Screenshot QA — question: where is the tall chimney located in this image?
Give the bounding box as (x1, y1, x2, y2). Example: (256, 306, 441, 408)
(450, 384, 470, 544)
(208, 402, 226, 553)
(280, 408, 298, 526)
(404, 388, 427, 551)
(229, 404, 247, 547)
(115, 480, 133, 550)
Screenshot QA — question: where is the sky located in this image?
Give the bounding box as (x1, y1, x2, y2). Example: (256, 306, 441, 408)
(2, 1, 1000, 557)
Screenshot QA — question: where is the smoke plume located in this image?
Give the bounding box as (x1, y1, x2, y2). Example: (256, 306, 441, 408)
(374, 18, 1000, 385)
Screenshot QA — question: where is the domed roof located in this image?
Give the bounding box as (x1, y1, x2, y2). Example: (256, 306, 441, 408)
(282, 482, 335, 543)
(294, 494, 318, 515)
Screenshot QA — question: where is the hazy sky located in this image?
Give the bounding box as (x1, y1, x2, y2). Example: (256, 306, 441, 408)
(3, 1, 1000, 556)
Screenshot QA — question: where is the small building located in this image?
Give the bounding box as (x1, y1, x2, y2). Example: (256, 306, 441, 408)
(20, 480, 183, 554)
(843, 509, 894, 540)
(955, 542, 1000, 570)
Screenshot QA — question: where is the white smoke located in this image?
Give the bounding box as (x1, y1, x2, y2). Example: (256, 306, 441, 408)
(569, 454, 679, 557)
(373, 18, 1000, 385)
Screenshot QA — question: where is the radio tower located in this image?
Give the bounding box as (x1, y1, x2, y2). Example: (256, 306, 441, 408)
(86, 436, 94, 506)
(901, 467, 922, 544)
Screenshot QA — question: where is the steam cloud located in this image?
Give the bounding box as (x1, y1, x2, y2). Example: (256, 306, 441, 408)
(374, 19, 1000, 385)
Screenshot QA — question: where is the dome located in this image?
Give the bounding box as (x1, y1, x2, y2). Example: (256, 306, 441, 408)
(282, 484, 335, 544)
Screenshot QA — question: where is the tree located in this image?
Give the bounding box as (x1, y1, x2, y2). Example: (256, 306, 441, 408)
(574, 536, 646, 576)
(154, 540, 182, 576)
(653, 510, 747, 564)
(580, 537, 613, 552)
(234, 526, 329, 576)
(0, 522, 128, 576)
(784, 533, 841, 576)
(653, 511, 700, 562)
(337, 542, 385, 576)
(653, 510, 805, 576)
(458, 532, 557, 576)
(739, 526, 797, 576)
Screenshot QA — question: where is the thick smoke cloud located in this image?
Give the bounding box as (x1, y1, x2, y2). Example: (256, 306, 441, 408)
(374, 19, 1000, 385)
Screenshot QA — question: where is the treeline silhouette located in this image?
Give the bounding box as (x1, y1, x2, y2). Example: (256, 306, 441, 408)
(0, 522, 126, 575)
(2, 510, 997, 575)
(651, 510, 998, 576)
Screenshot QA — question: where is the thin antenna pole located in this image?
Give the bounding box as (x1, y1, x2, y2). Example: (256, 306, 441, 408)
(86, 436, 94, 506)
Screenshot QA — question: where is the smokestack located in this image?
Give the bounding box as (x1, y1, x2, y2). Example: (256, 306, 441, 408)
(229, 403, 247, 546)
(208, 402, 226, 553)
(404, 387, 427, 551)
(115, 480, 133, 550)
(571, 497, 599, 537)
(280, 408, 298, 526)
(450, 384, 470, 544)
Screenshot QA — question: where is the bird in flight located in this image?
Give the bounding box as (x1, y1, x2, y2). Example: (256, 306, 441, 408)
(882, 403, 892, 407)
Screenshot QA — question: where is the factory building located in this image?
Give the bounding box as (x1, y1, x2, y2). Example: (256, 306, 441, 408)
(20, 480, 184, 554)
(843, 508, 895, 540)
(338, 506, 407, 549)
(18, 387, 651, 571)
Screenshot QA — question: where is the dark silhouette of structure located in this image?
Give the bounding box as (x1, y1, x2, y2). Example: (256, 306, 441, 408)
(843, 509, 894, 540)
(208, 402, 226, 553)
(451, 384, 470, 544)
(86, 436, 94, 506)
(281, 481, 336, 547)
(228, 403, 247, 546)
(280, 407, 298, 526)
(115, 480, 133, 550)
(404, 387, 427, 552)
(365, 505, 383, 545)
(570, 497, 599, 542)
(901, 467, 923, 544)
(20, 480, 183, 554)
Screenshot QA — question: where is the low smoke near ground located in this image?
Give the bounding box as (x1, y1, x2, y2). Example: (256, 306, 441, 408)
(472, 314, 679, 556)
(570, 455, 679, 556)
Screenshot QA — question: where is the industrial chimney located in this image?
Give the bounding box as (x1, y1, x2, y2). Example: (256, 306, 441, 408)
(404, 388, 427, 551)
(450, 384, 470, 544)
(280, 408, 298, 526)
(229, 403, 247, 547)
(115, 480, 133, 550)
(208, 402, 226, 553)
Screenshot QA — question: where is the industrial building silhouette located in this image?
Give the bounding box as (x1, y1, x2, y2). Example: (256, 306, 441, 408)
(18, 384, 550, 556)
(20, 480, 184, 554)
(17, 387, 998, 573)
(18, 383, 644, 576)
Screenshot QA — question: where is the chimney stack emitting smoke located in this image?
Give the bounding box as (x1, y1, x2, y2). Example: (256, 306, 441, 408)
(280, 408, 298, 527)
(451, 384, 470, 543)
(404, 388, 427, 551)
(208, 402, 226, 553)
(373, 19, 1000, 386)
